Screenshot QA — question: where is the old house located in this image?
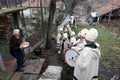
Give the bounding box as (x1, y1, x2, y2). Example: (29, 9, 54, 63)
(97, 0, 120, 22)
(0, 7, 27, 60)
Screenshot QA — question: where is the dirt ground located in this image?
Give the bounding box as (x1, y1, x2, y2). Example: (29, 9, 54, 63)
(26, 28, 74, 80)
(38, 40, 74, 80)
(27, 27, 120, 80)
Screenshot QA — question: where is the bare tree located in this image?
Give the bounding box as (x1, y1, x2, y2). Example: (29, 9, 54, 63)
(62, 0, 85, 15)
(46, 0, 56, 49)
(45, 0, 86, 49)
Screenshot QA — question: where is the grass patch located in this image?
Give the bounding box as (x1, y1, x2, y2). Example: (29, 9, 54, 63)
(75, 24, 120, 68)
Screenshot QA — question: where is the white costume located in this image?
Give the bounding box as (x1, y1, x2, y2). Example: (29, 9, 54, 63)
(74, 28, 101, 80)
(74, 39, 86, 49)
(70, 16, 77, 28)
(74, 29, 88, 49)
(67, 24, 71, 32)
(56, 28, 63, 49)
(70, 16, 74, 24)
(64, 24, 71, 32)
(62, 33, 69, 51)
(70, 31, 76, 45)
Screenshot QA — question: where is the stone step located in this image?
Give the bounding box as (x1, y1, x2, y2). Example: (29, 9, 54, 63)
(23, 58, 45, 74)
(27, 74, 39, 80)
(39, 65, 63, 80)
(10, 72, 23, 80)
(23, 58, 45, 80)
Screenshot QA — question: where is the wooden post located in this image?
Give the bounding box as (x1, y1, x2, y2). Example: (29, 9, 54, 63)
(18, 12, 23, 28)
(19, 0, 27, 30)
(108, 11, 112, 26)
(0, 54, 5, 71)
(12, 12, 20, 28)
(5, 0, 9, 8)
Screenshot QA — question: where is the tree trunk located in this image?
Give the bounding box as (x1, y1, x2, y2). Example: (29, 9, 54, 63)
(62, 0, 83, 15)
(40, 0, 45, 38)
(46, 0, 56, 49)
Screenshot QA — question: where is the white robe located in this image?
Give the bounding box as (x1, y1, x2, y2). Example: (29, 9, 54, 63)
(57, 33, 63, 44)
(63, 39, 69, 51)
(70, 36, 76, 45)
(73, 39, 86, 49)
(74, 44, 101, 80)
(56, 33, 63, 49)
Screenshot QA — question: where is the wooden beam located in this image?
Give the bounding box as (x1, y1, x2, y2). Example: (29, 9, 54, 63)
(0, 7, 27, 16)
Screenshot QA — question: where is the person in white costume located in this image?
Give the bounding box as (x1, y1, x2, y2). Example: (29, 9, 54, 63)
(66, 24, 71, 31)
(64, 24, 71, 33)
(62, 33, 69, 52)
(74, 28, 88, 49)
(70, 16, 77, 28)
(56, 28, 64, 53)
(70, 31, 76, 46)
(74, 28, 101, 80)
(70, 16, 74, 24)
(65, 25, 72, 41)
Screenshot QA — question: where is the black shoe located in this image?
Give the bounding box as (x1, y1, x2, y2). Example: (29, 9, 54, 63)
(22, 64, 26, 67)
(15, 69, 24, 72)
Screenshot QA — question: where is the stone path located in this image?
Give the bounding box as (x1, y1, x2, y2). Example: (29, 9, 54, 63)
(23, 58, 45, 80)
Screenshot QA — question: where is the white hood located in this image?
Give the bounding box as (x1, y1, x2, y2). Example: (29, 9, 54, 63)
(74, 43, 101, 80)
(88, 48, 101, 59)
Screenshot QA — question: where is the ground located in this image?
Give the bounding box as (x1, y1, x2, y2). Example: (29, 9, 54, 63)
(30, 24, 120, 80)
(38, 40, 74, 80)
(1, 24, 120, 80)
(26, 25, 120, 80)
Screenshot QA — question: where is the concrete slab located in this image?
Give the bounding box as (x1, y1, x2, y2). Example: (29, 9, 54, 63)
(39, 65, 63, 80)
(23, 58, 45, 74)
(27, 74, 39, 80)
(23, 74, 30, 80)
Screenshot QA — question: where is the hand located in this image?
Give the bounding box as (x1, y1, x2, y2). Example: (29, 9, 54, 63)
(19, 44, 23, 49)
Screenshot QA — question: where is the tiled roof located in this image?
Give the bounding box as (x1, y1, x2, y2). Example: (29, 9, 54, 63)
(97, 0, 120, 16)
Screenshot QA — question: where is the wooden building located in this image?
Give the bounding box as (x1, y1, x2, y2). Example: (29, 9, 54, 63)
(0, 7, 27, 60)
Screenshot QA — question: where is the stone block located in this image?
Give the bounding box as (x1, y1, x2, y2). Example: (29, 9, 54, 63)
(39, 65, 62, 80)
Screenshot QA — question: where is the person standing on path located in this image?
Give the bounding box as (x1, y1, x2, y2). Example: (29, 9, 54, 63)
(74, 28, 101, 80)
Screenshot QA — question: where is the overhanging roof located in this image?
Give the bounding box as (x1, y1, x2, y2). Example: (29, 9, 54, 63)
(97, 0, 120, 16)
(0, 7, 27, 16)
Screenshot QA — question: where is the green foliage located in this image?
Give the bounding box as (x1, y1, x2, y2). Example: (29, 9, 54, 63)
(75, 25, 120, 68)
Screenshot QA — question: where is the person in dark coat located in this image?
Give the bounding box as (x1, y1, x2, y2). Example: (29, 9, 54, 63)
(10, 29, 24, 72)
